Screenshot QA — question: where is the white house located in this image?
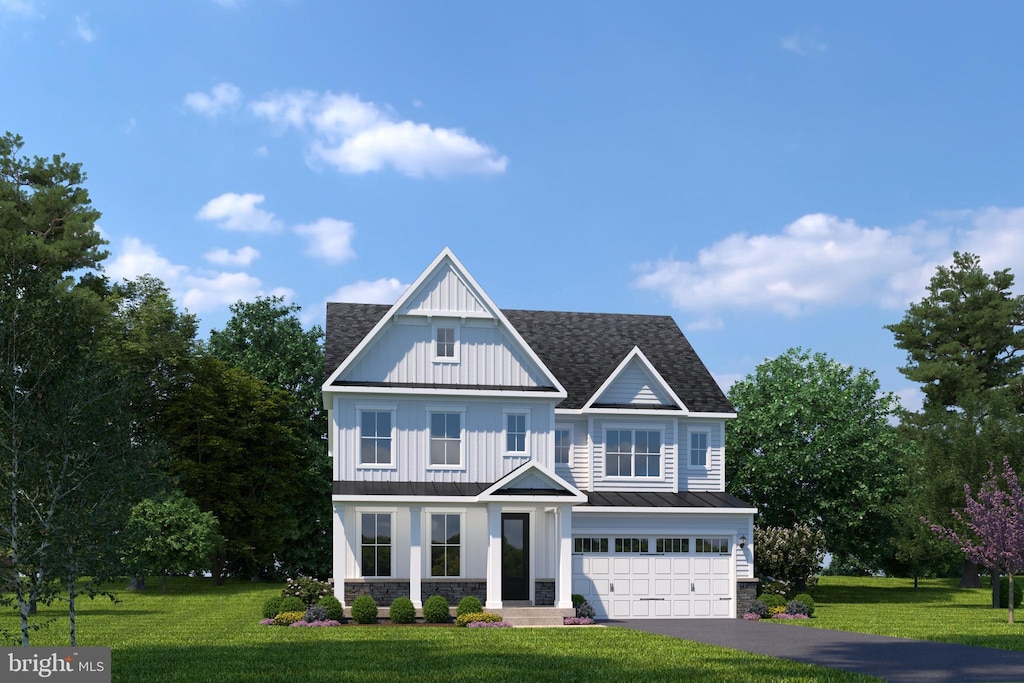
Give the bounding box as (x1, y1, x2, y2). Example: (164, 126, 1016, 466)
(324, 248, 757, 619)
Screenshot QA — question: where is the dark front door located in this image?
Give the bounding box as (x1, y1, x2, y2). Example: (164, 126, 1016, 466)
(501, 513, 530, 601)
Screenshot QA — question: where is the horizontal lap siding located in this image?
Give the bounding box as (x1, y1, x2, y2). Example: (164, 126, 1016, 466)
(555, 418, 589, 490)
(680, 420, 725, 492)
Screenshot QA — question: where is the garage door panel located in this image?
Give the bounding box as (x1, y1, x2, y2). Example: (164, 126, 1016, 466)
(673, 558, 690, 573)
(654, 600, 672, 616)
(713, 579, 730, 596)
(633, 557, 649, 573)
(673, 578, 690, 594)
(633, 578, 649, 596)
(693, 579, 710, 595)
(633, 600, 650, 617)
(713, 599, 731, 617)
(654, 558, 672, 574)
(694, 558, 711, 574)
(612, 600, 631, 618)
(674, 599, 690, 616)
(592, 557, 609, 573)
(654, 578, 672, 595)
(613, 558, 631, 574)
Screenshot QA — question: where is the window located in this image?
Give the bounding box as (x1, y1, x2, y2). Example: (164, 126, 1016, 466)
(656, 538, 689, 553)
(695, 537, 729, 553)
(690, 432, 709, 467)
(360, 513, 392, 577)
(359, 410, 393, 466)
(433, 325, 458, 362)
(554, 428, 572, 465)
(615, 537, 649, 553)
(429, 412, 462, 466)
(605, 429, 661, 477)
(574, 537, 608, 553)
(505, 412, 527, 454)
(430, 513, 461, 576)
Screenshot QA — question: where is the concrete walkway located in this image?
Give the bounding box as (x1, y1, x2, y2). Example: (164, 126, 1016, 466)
(615, 619, 1024, 682)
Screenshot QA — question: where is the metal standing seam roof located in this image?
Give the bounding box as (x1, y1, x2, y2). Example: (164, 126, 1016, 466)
(324, 303, 734, 414)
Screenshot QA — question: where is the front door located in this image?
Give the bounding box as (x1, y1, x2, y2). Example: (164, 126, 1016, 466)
(501, 513, 530, 601)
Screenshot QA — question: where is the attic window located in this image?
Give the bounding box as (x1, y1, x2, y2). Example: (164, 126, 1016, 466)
(433, 325, 459, 363)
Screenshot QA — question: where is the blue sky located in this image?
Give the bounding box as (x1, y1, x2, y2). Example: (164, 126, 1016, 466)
(4, 1, 1024, 411)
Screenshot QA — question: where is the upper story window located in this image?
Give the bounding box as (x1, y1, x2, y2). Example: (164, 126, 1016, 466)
(504, 411, 528, 455)
(360, 512, 392, 577)
(359, 410, 394, 467)
(554, 427, 572, 465)
(605, 429, 662, 478)
(429, 411, 462, 467)
(690, 431, 709, 468)
(433, 325, 459, 363)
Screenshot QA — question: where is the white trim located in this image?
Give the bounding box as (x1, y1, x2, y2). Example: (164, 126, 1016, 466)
(574, 506, 759, 515)
(325, 385, 562, 399)
(333, 495, 475, 504)
(582, 346, 689, 412)
(503, 408, 530, 457)
(426, 509, 465, 579)
(426, 406, 466, 470)
(478, 460, 588, 502)
(554, 423, 573, 467)
(355, 406, 398, 471)
(355, 508, 395, 578)
(556, 409, 736, 419)
(602, 425, 667, 481)
(687, 429, 711, 470)
(431, 322, 460, 364)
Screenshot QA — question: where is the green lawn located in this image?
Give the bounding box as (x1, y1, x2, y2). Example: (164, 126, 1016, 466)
(1, 578, 874, 683)
(794, 575, 1024, 651)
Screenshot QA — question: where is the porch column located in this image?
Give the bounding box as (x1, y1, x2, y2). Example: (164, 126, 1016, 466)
(485, 502, 502, 610)
(409, 506, 422, 608)
(332, 503, 346, 604)
(555, 504, 573, 609)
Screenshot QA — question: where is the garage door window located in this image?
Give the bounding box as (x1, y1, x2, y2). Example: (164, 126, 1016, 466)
(656, 537, 689, 553)
(574, 537, 608, 553)
(614, 537, 649, 553)
(695, 537, 729, 553)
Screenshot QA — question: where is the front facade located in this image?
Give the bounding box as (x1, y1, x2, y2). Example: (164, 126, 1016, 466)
(325, 249, 756, 618)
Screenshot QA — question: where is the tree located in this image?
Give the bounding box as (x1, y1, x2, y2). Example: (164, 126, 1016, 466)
(208, 297, 330, 578)
(726, 348, 912, 569)
(753, 524, 826, 593)
(929, 457, 1024, 623)
(124, 490, 224, 593)
(159, 355, 310, 583)
(887, 252, 1024, 588)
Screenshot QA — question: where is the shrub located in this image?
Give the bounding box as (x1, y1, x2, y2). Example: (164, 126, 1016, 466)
(281, 576, 332, 606)
(303, 605, 330, 623)
(793, 593, 816, 617)
(259, 618, 275, 625)
(755, 524, 826, 592)
(278, 596, 305, 614)
(785, 600, 811, 617)
(351, 595, 378, 624)
(746, 600, 769, 619)
(389, 596, 416, 624)
(273, 610, 305, 626)
(317, 595, 344, 622)
(571, 593, 586, 607)
(768, 606, 787, 618)
(262, 596, 283, 619)
(457, 595, 483, 617)
(741, 612, 761, 621)
(759, 580, 791, 599)
(759, 594, 786, 610)
(999, 576, 1024, 609)
(576, 600, 596, 619)
(290, 619, 342, 627)
(773, 612, 809, 620)
(423, 595, 450, 623)
(563, 616, 595, 625)
(455, 611, 503, 627)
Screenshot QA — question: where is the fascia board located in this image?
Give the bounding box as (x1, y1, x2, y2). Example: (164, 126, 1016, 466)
(574, 506, 758, 515)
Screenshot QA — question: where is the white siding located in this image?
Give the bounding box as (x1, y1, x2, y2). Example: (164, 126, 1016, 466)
(679, 419, 726, 493)
(594, 360, 672, 405)
(555, 418, 589, 491)
(589, 417, 678, 493)
(342, 319, 550, 388)
(335, 395, 558, 482)
(401, 266, 488, 315)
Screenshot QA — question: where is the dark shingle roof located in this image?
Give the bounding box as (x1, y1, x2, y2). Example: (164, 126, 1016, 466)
(580, 490, 752, 508)
(324, 303, 733, 414)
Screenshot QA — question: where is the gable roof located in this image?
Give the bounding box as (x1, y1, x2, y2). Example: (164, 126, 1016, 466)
(325, 304, 733, 414)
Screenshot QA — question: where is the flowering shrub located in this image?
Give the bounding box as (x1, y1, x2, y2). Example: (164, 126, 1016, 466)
(741, 613, 761, 621)
(290, 620, 342, 627)
(466, 620, 512, 628)
(772, 612, 809, 620)
(563, 616, 595, 625)
(273, 611, 305, 626)
(281, 576, 332, 606)
(575, 600, 596, 620)
(755, 524, 826, 592)
(769, 606, 787, 618)
(455, 611, 503, 627)
(259, 618, 275, 625)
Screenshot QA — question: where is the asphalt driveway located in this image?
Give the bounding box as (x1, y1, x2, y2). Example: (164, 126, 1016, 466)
(615, 619, 1024, 682)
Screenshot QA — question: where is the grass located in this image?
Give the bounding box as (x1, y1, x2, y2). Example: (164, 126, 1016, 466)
(788, 575, 1024, 651)
(0, 578, 876, 683)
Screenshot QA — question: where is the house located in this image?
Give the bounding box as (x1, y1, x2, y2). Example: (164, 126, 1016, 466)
(324, 248, 757, 619)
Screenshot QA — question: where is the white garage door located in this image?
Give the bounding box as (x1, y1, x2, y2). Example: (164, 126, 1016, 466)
(571, 536, 734, 618)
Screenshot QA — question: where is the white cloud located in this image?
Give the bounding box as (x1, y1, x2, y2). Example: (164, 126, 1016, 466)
(196, 192, 282, 233)
(184, 82, 243, 118)
(0, 0, 37, 16)
(328, 278, 408, 304)
(105, 237, 187, 283)
(182, 273, 293, 312)
(781, 32, 827, 56)
(293, 218, 355, 264)
(895, 386, 924, 415)
(251, 90, 508, 178)
(633, 206, 1024, 328)
(204, 246, 260, 267)
(74, 15, 95, 42)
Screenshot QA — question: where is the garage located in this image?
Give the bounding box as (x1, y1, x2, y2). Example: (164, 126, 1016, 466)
(571, 536, 735, 618)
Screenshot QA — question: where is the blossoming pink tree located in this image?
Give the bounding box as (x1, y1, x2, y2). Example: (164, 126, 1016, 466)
(929, 456, 1024, 624)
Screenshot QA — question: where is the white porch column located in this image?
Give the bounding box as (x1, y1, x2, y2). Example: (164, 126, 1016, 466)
(485, 502, 503, 610)
(555, 504, 573, 609)
(409, 506, 423, 608)
(332, 503, 346, 605)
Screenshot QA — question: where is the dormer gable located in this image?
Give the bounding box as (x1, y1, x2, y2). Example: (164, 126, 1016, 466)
(478, 461, 587, 502)
(583, 346, 687, 412)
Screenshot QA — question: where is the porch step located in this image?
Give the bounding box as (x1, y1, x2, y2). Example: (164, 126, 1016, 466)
(495, 607, 574, 627)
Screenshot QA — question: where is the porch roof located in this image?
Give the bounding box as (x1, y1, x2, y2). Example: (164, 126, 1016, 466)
(579, 490, 753, 509)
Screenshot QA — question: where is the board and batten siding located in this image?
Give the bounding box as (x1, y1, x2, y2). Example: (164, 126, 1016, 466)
(342, 319, 549, 388)
(679, 420, 726, 492)
(594, 361, 673, 405)
(589, 416, 678, 493)
(401, 266, 488, 315)
(334, 396, 558, 483)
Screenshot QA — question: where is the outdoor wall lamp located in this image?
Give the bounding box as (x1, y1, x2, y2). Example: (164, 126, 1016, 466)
(738, 535, 747, 549)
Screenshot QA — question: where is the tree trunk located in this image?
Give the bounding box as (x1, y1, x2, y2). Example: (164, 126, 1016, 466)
(127, 576, 147, 591)
(914, 574, 919, 591)
(959, 559, 982, 588)
(1010, 574, 1016, 625)
(993, 569, 1001, 608)
(68, 570, 77, 647)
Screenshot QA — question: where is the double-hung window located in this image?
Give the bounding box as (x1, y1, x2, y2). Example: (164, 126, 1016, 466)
(359, 410, 394, 466)
(360, 512, 392, 577)
(433, 325, 459, 363)
(504, 411, 528, 455)
(690, 431, 709, 468)
(554, 427, 572, 465)
(430, 513, 461, 577)
(429, 411, 462, 467)
(605, 429, 661, 477)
